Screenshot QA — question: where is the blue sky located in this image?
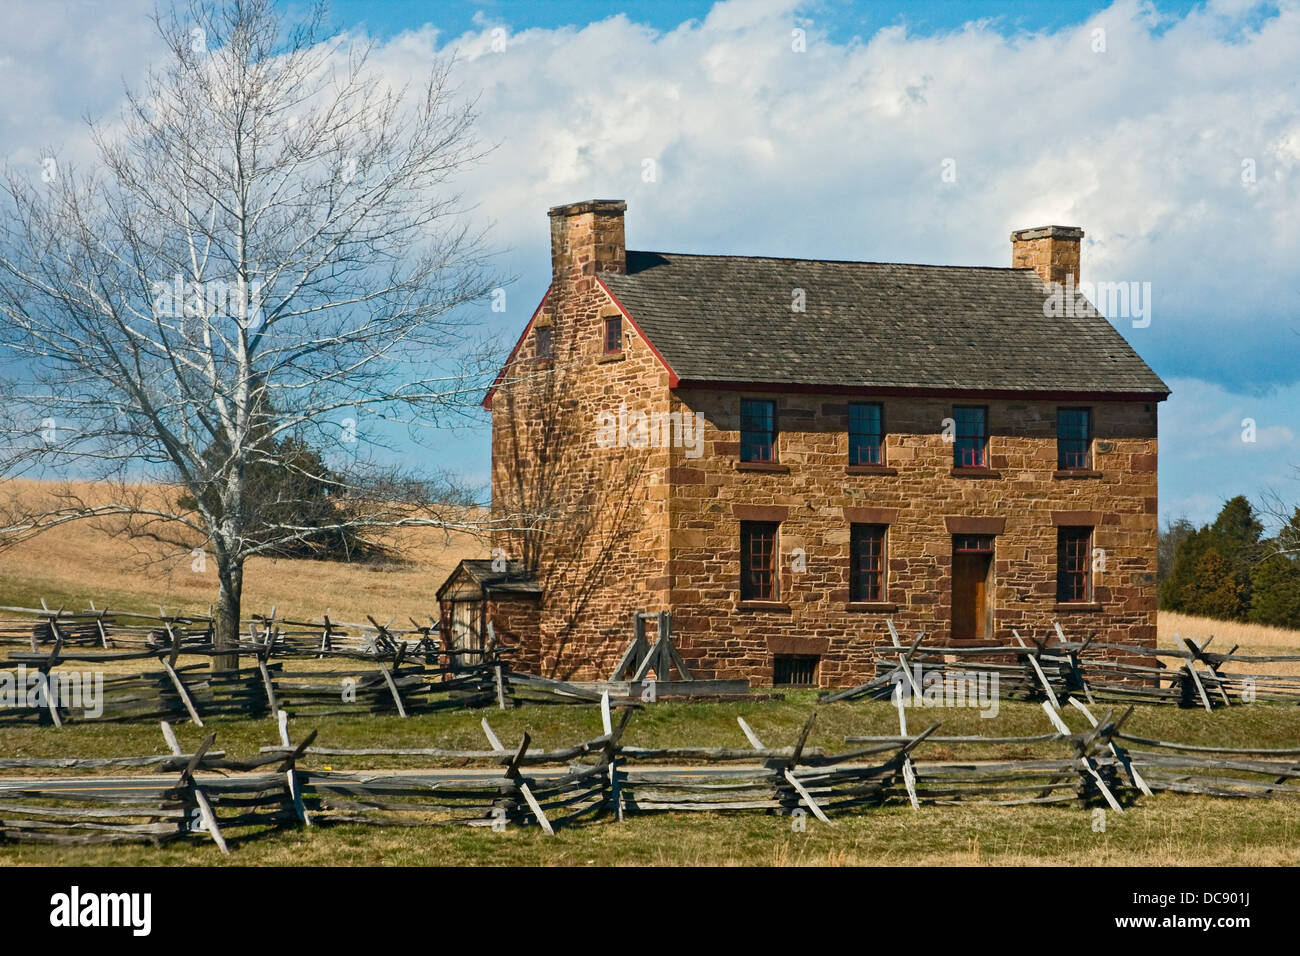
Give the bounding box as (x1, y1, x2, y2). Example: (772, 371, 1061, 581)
(318, 1, 1213, 40)
(3, 0, 1298, 529)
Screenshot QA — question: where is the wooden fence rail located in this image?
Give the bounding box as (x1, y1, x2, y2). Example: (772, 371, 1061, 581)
(4, 699, 1298, 850)
(0, 604, 510, 725)
(823, 620, 1300, 710)
(0, 719, 313, 850)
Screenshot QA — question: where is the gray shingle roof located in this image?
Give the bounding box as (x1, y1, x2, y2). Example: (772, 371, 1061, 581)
(599, 251, 1168, 396)
(438, 559, 541, 599)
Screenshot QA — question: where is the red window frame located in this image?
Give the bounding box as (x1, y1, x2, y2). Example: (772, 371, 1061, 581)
(1057, 527, 1092, 602)
(1057, 407, 1092, 470)
(603, 315, 622, 353)
(953, 534, 995, 554)
(850, 524, 887, 601)
(848, 402, 884, 466)
(953, 406, 987, 468)
(740, 399, 777, 463)
(740, 521, 779, 601)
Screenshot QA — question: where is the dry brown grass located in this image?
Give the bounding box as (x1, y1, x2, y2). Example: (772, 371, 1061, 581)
(0, 480, 487, 622)
(1158, 610, 1300, 653)
(1159, 609, 1300, 676)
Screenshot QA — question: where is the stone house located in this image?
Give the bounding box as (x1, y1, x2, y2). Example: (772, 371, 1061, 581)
(455, 199, 1168, 687)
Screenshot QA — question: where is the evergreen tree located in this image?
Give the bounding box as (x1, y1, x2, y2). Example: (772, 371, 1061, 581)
(1181, 547, 1247, 620)
(1162, 497, 1262, 620)
(1206, 495, 1263, 619)
(1207, 495, 1264, 562)
(179, 430, 386, 563)
(1160, 526, 1208, 611)
(1249, 554, 1300, 628)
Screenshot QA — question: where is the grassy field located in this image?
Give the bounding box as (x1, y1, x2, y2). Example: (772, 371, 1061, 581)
(3, 693, 1299, 769)
(2, 480, 1299, 866)
(1, 695, 1298, 866)
(2, 795, 1297, 867)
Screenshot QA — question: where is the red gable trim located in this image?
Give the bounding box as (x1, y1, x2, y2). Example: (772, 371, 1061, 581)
(595, 276, 680, 387)
(672, 379, 1169, 403)
(482, 288, 551, 410)
(483, 280, 681, 409)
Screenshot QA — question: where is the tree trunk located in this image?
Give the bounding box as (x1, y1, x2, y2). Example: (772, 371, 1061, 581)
(214, 559, 243, 673)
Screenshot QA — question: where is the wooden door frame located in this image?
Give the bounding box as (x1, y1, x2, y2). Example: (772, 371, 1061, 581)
(951, 535, 995, 645)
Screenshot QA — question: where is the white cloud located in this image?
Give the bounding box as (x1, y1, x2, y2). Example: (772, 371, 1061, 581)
(0, 0, 160, 169)
(4, 0, 1299, 506)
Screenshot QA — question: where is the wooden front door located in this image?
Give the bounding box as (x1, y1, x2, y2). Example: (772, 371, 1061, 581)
(952, 535, 995, 642)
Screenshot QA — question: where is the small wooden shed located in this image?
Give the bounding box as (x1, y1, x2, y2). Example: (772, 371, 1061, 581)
(436, 559, 542, 668)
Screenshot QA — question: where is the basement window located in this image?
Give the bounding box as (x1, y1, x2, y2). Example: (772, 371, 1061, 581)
(774, 654, 819, 687)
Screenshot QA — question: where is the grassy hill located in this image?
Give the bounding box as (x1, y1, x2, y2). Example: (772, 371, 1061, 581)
(0, 480, 486, 622)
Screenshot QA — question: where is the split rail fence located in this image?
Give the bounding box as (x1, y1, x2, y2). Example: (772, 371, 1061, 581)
(0, 604, 595, 725)
(823, 620, 1300, 711)
(5, 693, 1297, 851)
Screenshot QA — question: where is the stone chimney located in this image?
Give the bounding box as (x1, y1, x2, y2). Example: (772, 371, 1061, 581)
(1011, 225, 1083, 287)
(548, 199, 627, 291)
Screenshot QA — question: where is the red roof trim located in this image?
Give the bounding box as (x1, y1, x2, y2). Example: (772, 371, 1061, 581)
(672, 380, 1169, 403)
(595, 276, 680, 387)
(482, 287, 551, 410)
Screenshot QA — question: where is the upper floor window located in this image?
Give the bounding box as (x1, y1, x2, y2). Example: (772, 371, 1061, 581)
(740, 399, 776, 462)
(603, 315, 623, 353)
(1057, 527, 1093, 603)
(850, 524, 887, 602)
(1057, 407, 1092, 470)
(848, 403, 884, 466)
(953, 406, 987, 468)
(535, 325, 553, 361)
(740, 521, 779, 601)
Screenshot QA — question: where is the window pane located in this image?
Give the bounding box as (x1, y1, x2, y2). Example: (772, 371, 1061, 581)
(740, 399, 776, 462)
(953, 406, 986, 467)
(1057, 527, 1092, 602)
(604, 316, 622, 352)
(1057, 408, 1092, 469)
(741, 521, 778, 600)
(535, 326, 552, 359)
(953, 534, 995, 553)
(849, 403, 883, 465)
(850, 524, 886, 601)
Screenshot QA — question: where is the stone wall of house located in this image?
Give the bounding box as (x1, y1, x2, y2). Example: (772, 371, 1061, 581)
(488, 202, 673, 679)
(665, 390, 1160, 687)
(485, 595, 543, 674)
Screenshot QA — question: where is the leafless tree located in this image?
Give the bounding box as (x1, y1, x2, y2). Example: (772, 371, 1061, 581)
(1259, 485, 1300, 558)
(0, 0, 501, 660)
